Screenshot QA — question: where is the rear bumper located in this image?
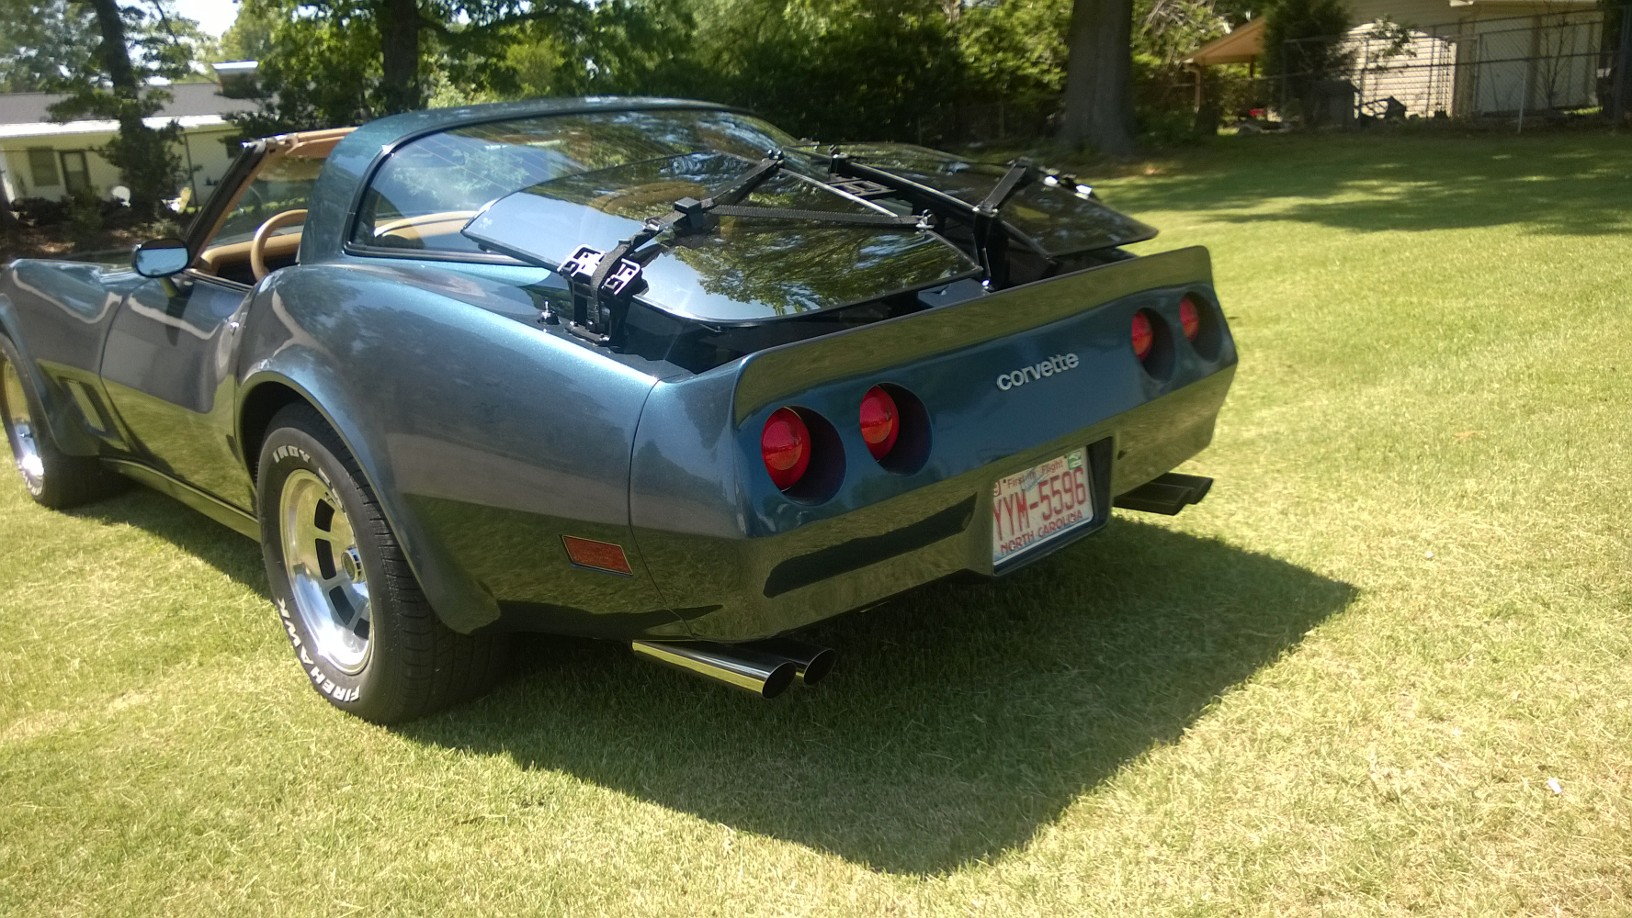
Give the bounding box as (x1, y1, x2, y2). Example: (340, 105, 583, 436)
(636, 368, 1232, 641)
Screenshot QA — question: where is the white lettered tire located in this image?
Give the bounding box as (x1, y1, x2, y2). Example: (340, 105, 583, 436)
(256, 404, 504, 723)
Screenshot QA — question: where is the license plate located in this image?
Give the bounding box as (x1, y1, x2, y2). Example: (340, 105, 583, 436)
(991, 448, 1092, 565)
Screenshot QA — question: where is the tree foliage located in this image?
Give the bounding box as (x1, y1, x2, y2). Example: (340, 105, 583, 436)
(226, 0, 590, 134)
(0, 1, 206, 217)
(0, 0, 101, 92)
(225, 0, 1256, 148)
(0, 0, 1278, 203)
(226, 1, 385, 134)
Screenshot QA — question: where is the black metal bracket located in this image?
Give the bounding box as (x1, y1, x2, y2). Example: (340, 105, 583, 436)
(558, 244, 646, 346)
(670, 197, 719, 236)
(826, 177, 893, 199)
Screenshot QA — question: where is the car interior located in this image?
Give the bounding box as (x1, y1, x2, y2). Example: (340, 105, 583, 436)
(190, 127, 355, 287)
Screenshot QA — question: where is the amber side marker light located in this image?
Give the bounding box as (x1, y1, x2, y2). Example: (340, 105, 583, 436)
(562, 535, 634, 575)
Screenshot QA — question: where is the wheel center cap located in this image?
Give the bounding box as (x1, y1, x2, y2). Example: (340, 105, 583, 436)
(340, 547, 364, 583)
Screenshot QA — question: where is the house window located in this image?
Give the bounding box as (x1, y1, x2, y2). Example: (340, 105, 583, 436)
(60, 150, 91, 195)
(27, 147, 59, 187)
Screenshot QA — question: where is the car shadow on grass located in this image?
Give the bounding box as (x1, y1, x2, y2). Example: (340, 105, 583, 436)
(68, 489, 1354, 875)
(398, 518, 1357, 876)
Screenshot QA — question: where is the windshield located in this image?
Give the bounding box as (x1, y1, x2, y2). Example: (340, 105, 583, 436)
(351, 108, 798, 253)
(213, 155, 325, 248)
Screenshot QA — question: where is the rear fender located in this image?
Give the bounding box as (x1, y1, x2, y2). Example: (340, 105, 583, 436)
(238, 264, 680, 637)
(236, 356, 503, 630)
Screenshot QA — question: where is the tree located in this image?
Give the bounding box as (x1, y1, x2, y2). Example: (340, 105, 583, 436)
(41, 1, 203, 218)
(957, 0, 1072, 111)
(0, 0, 101, 92)
(1263, 0, 1352, 124)
(376, 0, 423, 113)
(227, 1, 383, 134)
(560, 0, 964, 141)
(498, 0, 681, 99)
(217, 0, 278, 61)
(226, 0, 588, 133)
(221, 0, 1257, 149)
(1609, 0, 1630, 124)
(1058, 0, 1137, 154)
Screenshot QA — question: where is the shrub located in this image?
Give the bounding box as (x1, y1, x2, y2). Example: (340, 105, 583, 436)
(65, 192, 105, 246)
(12, 197, 72, 227)
(1264, 0, 1354, 125)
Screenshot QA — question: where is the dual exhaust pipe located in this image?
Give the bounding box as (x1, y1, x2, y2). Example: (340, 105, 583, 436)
(1112, 472, 1213, 516)
(634, 474, 1215, 695)
(632, 637, 835, 698)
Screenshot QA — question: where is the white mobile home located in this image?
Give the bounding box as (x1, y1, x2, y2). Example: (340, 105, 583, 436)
(0, 76, 261, 207)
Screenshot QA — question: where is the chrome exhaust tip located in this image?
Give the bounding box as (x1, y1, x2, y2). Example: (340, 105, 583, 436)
(631, 640, 798, 698)
(631, 637, 837, 696)
(750, 637, 836, 686)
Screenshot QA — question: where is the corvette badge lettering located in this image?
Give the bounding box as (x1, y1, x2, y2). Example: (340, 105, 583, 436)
(996, 353, 1080, 390)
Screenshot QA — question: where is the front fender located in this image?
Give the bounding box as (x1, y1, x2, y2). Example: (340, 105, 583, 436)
(0, 260, 133, 456)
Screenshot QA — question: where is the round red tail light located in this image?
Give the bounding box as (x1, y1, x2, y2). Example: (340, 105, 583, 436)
(761, 407, 811, 491)
(1179, 296, 1201, 341)
(859, 386, 900, 461)
(1131, 311, 1155, 361)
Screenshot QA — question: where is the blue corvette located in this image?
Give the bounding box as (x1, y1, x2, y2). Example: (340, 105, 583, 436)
(0, 98, 1236, 721)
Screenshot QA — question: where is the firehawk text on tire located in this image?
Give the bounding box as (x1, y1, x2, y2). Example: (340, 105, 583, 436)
(257, 405, 503, 723)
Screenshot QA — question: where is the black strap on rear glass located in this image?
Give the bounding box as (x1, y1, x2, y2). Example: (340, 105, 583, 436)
(565, 153, 791, 345)
(977, 158, 1036, 214)
(821, 149, 1054, 286)
(706, 204, 923, 227)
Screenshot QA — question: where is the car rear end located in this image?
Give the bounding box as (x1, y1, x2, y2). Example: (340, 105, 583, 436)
(629, 244, 1235, 642)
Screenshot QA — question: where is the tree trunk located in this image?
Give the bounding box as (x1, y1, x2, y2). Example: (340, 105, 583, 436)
(86, 0, 138, 90)
(376, 0, 423, 114)
(1057, 0, 1136, 156)
(1614, 5, 1632, 125)
(82, 0, 171, 218)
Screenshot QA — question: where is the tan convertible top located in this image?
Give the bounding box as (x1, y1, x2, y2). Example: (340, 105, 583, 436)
(195, 127, 357, 278)
(265, 126, 355, 160)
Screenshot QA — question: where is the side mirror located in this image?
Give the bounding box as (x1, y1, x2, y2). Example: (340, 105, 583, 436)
(132, 238, 190, 278)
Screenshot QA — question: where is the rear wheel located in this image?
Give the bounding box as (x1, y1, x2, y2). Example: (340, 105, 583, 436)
(0, 335, 116, 508)
(256, 404, 505, 723)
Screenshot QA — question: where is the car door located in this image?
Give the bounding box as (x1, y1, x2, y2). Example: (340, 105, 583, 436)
(98, 272, 257, 508)
(98, 141, 319, 510)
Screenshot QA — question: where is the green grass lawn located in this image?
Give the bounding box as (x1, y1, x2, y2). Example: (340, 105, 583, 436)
(4, 131, 1631, 915)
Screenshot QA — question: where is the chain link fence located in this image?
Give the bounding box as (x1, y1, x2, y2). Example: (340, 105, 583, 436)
(1201, 5, 1629, 132)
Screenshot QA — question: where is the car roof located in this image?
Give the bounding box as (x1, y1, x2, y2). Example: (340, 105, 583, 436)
(326, 96, 736, 152)
(299, 97, 739, 264)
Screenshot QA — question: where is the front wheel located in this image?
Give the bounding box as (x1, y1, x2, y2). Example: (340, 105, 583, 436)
(0, 335, 117, 508)
(256, 404, 505, 723)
